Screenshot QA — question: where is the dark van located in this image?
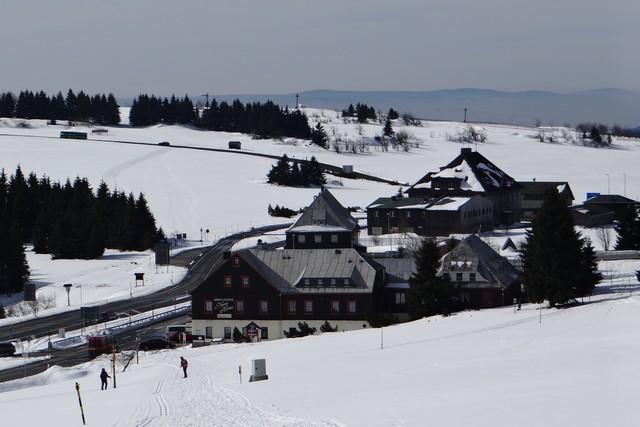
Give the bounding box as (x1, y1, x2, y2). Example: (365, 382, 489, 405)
(88, 334, 118, 357)
(0, 341, 16, 357)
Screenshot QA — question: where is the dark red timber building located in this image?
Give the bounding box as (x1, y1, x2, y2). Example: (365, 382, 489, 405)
(439, 234, 521, 309)
(190, 189, 388, 342)
(405, 147, 522, 227)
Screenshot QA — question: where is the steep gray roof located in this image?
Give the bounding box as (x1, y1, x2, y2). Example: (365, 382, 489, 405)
(289, 189, 358, 233)
(240, 248, 382, 294)
(368, 195, 484, 212)
(443, 234, 520, 289)
(584, 194, 636, 205)
(408, 148, 521, 195)
(376, 257, 416, 283)
(520, 181, 574, 200)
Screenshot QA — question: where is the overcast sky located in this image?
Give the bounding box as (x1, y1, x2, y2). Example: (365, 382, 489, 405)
(2, 0, 638, 98)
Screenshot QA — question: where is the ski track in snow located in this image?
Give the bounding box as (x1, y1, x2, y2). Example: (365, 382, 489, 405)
(122, 363, 340, 427)
(101, 147, 168, 187)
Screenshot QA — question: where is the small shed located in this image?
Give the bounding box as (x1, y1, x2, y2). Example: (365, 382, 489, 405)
(228, 141, 241, 149)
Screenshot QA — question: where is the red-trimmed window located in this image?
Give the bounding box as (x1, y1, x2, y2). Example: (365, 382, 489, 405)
(224, 276, 232, 287)
(259, 300, 269, 315)
(330, 300, 340, 315)
(304, 300, 313, 314)
(235, 300, 245, 314)
(287, 300, 297, 314)
(204, 300, 213, 313)
(347, 300, 357, 315)
(241, 276, 250, 288)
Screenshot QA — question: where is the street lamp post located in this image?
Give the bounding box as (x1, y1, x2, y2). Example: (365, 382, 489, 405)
(63, 284, 72, 306)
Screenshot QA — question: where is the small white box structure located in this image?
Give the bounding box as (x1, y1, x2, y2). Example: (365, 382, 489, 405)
(249, 359, 268, 382)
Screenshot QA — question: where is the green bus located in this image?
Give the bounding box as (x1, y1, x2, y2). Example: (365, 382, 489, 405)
(60, 131, 88, 140)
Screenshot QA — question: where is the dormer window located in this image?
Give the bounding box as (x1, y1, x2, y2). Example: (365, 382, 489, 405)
(434, 182, 441, 190)
(448, 182, 455, 190)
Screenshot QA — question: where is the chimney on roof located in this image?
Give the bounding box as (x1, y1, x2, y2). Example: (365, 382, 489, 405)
(461, 147, 472, 155)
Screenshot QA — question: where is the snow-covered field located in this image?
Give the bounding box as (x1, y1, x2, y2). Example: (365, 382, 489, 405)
(1, 109, 639, 426)
(2, 287, 640, 427)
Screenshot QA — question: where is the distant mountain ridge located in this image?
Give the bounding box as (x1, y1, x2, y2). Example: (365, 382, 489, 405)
(186, 88, 639, 129)
(118, 88, 640, 129)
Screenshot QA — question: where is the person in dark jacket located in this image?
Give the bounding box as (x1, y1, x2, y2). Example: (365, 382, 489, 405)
(100, 368, 111, 390)
(180, 356, 188, 378)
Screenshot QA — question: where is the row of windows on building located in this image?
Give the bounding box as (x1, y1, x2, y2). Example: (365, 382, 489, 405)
(204, 326, 269, 340)
(463, 207, 492, 219)
(223, 276, 355, 288)
(204, 299, 359, 316)
(295, 234, 340, 243)
(433, 181, 457, 191)
(442, 272, 477, 281)
(373, 210, 422, 218)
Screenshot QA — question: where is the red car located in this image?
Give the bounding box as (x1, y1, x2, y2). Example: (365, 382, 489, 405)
(88, 334, 118, 357)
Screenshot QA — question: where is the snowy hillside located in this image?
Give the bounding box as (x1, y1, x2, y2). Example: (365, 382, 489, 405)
(1, 110, 640, 426)
(0, 108, 638, 242)
(1, 287, 640, 426)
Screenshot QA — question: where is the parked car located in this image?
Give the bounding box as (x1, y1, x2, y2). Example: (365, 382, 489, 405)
(0, 342, 16, 357)
(139, 337, 176, 351)
(100, 311, 118, 322)
(158, 141, 170, 146)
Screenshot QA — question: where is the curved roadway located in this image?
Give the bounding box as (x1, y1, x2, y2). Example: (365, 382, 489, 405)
(0, 224, 288, 383)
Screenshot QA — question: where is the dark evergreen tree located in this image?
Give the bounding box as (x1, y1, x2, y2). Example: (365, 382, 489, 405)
(341, 104, 356, 118)
(0, 169, 7, 213)
(387, 108, 399, 120)
(590, 126, 603, 146)
(65, 89, 78, 122)
(407, 237, 453, 318)
(320, 320, 339, 332)
(0, 92, 16, 117)
(301, 156, 326, 187)
(520, 189, 601, 306)
(50, 91, 67, 123)
(615, 205, 640, 250)
(7, 165, 31, 243)
(355, 103, 376, 123)
(267, 154, 292, 186)
(289, 161, 302, 186)
(15, 90, 35, 119)
(105, 93, 121, 125)
(310, 122, 328, 148)
(383, 118, 394, 137)
(0, 216, 29, 294)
